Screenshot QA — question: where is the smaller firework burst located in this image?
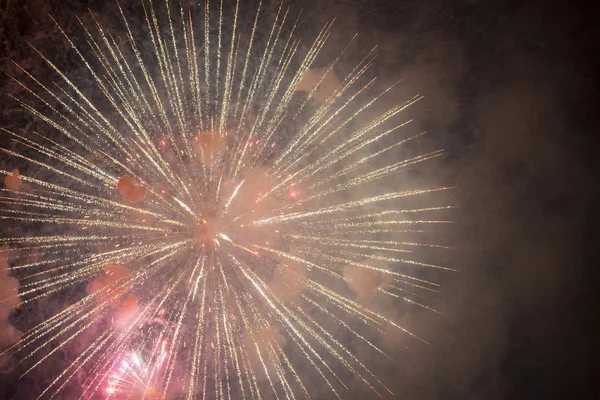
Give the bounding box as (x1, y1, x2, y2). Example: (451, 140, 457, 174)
(105, 328, 168, 400)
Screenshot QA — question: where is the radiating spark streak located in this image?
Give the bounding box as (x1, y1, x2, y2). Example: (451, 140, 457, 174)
(161, 282, 192, 399)
(378, 288, 442, 314)
(36, 330, 113, 400)
(314, 219, 452, 228)
(315, 237, 455, 251)
(301, 295, 391, 362)
(0, 169, 172, 219)
(31, 26, 132, 158)
(254, 187, 454, 226)
(0, 147, 99, 189)
(309, 127, 422, 189)
(233, 19, 333, 179)
(304, 207, 460, 223)
(224, 180, 244, 211)
(245, 244, 340, 278)
(288, 235, 412, 254)
(336, 250, 457, 272)
(233, 256, 344, 399)
(284, 306, 385, 398)
(19, 309, 105, 377)
(5, 73, 91, 148)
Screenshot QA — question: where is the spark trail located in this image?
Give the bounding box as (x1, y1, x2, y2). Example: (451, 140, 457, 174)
(0, 0, 454, 398)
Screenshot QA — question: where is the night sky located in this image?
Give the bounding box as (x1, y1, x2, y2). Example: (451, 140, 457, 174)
(1, 0, 598, 398)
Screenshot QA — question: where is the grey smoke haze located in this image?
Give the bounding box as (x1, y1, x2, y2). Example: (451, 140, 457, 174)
(0, 0, 596, 398)
(289, 3, 595, 397)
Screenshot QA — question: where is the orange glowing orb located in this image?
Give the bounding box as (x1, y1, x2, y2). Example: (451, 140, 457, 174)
(4, 169, 23, 191)
(117, 175, 147, 204)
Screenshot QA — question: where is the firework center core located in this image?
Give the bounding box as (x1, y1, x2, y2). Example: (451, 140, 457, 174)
(197, 212, 221, 246)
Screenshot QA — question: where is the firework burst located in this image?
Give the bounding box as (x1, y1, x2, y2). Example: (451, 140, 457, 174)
(0, 0, 454, 398)
(105, 327, 168, 399)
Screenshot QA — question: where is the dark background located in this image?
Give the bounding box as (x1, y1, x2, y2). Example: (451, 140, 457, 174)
(1, 0, 598, 398)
